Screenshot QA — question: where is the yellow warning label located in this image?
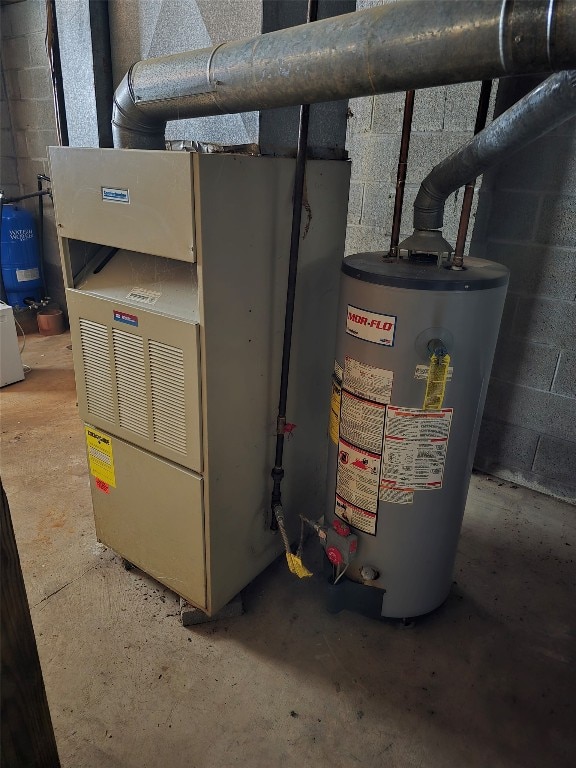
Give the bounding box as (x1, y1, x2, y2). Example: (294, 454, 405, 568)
(85, 426, 116, 487)
(329, 376, 342, 445)
(423, 354, 451, 410)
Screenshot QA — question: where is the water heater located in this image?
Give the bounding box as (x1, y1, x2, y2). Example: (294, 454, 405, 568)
(326, 252, 509, 620)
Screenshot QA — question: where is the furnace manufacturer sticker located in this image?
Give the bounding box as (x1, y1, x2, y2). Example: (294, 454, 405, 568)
(85, 426, 116, 488)
(339, 390, 386, 454)
(329, 375, 342, 446)
(346, 305, 397, 347)
(336, 439, 380, 517)
(113, 309, 138, 327)
(335, 495, 377, 536)
(343, 356, 394, 404)
(102, 187, 130, 204)
(126, 287, 161, 305)
(379, 486, 414, 505)
(380, 406, 453, 491)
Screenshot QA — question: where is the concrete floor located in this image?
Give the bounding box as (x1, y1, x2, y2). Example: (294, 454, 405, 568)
(1, 331, 575, 768)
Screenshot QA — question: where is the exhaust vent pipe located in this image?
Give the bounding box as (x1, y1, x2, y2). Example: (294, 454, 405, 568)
(112, 0, 576, 150)
(412, 69, 576, 232)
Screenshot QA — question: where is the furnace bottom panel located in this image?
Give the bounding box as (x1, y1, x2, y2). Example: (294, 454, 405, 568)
(89, 431, 206, 609)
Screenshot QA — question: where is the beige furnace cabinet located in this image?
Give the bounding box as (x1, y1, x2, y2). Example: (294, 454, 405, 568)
(49, 147, 350, 615)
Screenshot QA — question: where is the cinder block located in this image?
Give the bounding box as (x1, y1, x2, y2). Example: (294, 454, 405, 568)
(347, 182, 364, 226)
(411, 86, 446, 132)
(28, 31, 48, 67)
(475, 417, 540, 472)
(361, 182, 394, 228)
(13, 130, 28, 159)
(4, 69, 20, 100)
(536, 195, 576, 247)
(17, 66, 51, 100)
(180, 593, 244, 626)
(483, 378, 576, 440)
(345, 224, 388, 256)
(532, 435, 576, 486)
(486, 190, 540, 242)
(15, 158, 45, 193)
(485, 242, 576, 301)
(371, 92, 404, 134)
(10, 99, 55, 132)
(513, 296, 576, 350)
(552, 350, 576, 397)
(0, 155, 18, 185)
(4, 0, 46, 37)
(405, 132, 471, 185)
(1, 128, 15, 156)
(25, 129, 57, 160)
(2, 36, 31, 70)
(348, 133, 400, 183)
(444, 82, 482, 132)
(494, 135, 576, 195)
(491, 335, 559, 391)
(347, 96, 373, 134)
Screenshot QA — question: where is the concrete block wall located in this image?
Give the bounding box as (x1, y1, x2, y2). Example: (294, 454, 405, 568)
(0, 0, 64, 310)
(345, 81, 487, 256)
(1, 66, 20, 200)
(471, 76, 576, 502)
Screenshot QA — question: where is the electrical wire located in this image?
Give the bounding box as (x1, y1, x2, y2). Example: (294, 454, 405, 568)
(334, 565, 349, 585)
(14, 318, 31, 374)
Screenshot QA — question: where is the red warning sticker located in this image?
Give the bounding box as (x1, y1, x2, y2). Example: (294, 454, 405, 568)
(95, 478, 110, 494)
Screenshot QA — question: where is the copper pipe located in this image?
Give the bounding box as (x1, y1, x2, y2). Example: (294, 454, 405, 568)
(452, 79, 493, 268)
(389, 90, 415, 258)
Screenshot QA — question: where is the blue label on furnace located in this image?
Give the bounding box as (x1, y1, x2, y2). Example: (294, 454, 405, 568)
(102, 187, 130, 204)
(113, 310, 138, 327)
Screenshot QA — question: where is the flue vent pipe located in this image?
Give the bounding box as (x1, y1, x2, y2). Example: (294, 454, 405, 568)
(413, 69, 576, 231)
(112, 0, 576, 150)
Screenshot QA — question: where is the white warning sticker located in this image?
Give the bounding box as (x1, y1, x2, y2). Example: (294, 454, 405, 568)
(335, 495, 377, 536)
(343, 356, 394, 404)
(340, 390, 386, 454)
(336, 439, 380, 514)
(16, 267, 40, 282)
(126, 287, 161, 305)
(346, 305, 396, 347)
(415, 364, 453, 381)
(379, 486, 414, 504)
(334, 359, 343, 382)
(380, 406, 452, 490)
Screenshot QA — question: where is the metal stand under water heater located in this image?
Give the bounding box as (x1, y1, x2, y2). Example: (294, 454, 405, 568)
(325, 251, 509, 620)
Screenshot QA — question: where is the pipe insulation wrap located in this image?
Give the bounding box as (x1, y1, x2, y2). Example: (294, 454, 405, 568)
(112, 0, 576, 150)
(413, 69, 576, 230)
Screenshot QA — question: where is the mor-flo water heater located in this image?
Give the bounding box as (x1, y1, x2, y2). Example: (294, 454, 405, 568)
(326, 252, 509, 619)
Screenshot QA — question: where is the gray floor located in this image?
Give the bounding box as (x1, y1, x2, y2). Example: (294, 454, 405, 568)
(1, 332, 575, 768)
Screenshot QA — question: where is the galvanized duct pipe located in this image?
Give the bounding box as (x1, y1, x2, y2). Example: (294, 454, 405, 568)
(413, 69, 576, 231)
(112, 0, 576, 150)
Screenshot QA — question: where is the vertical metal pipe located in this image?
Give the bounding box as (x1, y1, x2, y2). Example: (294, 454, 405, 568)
(452, 80, 493, 268)
(389, 90, 415, 258)
(271, 0, 318, 525)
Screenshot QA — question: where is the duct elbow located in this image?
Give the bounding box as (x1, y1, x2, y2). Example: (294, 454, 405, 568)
(413, 180, 446, 231)
(112, 69, 167, 150)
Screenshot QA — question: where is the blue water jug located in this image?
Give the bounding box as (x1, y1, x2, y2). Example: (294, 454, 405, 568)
(0, 204, 43, 308)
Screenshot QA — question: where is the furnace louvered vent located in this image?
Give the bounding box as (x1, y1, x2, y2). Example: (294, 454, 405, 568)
(79, 319, 115, 422)
(112, 329, 149, 438)
(149, 340, 187, 454)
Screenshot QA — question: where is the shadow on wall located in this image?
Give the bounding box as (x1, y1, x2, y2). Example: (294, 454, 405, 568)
(471, 74, 576, 501)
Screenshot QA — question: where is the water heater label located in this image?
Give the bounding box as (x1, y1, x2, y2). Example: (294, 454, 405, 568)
(340, 390, 386, 454)
(380, 407, 453, 491)
(343, 356, 393, 404)
(346, 305, 396, 347)
(379, 486, 414, 505)
(336, 440, 380, 535)
(102, 187, 130, 204)
(336, 495, 377, 536)
(329, 376, 342, 446)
